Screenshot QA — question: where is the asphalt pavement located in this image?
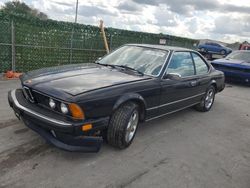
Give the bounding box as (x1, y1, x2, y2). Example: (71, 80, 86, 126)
(0, 79, 250, 188)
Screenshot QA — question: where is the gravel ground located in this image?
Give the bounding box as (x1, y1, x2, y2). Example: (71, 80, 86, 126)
(0, 79, 250, 188)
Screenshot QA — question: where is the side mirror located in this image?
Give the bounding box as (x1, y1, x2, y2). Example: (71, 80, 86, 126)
(164, 73, 182, 80)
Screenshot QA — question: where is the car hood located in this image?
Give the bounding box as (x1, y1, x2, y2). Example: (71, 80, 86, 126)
(211, 59, 250, 68)
(21, 63, 151, 96)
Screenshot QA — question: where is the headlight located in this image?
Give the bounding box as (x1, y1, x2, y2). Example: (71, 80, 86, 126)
(60, 103, 69, 114)
(49, 98, 56, 109)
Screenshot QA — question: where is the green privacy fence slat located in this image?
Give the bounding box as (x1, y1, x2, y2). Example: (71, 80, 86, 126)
(0, 11, 198, 72)
(0, 17, 12, 72)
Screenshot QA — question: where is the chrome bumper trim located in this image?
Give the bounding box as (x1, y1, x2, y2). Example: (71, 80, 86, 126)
(11, 89, 72, 126)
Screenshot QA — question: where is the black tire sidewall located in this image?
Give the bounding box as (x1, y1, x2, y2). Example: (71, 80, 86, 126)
(107, 102, 139, 149)
(122, 107, 139, 147)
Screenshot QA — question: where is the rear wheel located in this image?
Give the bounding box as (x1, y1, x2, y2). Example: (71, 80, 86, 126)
(195, 85, 215, 112)
(220, 50, 226, 55)
(107, 102, 139, 149)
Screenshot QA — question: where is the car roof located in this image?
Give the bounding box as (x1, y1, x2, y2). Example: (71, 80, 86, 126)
(126, 43, 194, 52)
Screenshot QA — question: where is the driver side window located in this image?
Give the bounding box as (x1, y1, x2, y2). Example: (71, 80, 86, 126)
(167, 52, 195, 77)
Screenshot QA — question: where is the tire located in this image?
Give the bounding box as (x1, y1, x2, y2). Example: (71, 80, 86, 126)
(195, 85, 215, 112)
(220, 50, 226, 55)
(200, 48, 205, 52)
(107, 102, 139, 149)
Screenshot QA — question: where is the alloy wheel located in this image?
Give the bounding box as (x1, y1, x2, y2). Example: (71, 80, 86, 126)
(205, 89, 214, 109)
(125, 110, 139, 143)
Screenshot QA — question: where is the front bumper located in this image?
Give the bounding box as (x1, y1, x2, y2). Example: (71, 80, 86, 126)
(8, 89, 109, 152)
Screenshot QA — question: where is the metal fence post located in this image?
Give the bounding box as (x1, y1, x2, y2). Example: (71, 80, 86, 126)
(69, 28, 74, 64)
(69, 0, 79, 64)
(11, 20, 16, 71)
(109, 33, 113, 51)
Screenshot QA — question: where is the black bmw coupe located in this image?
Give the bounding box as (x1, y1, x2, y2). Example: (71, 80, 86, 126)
(8, 44, 225, 152)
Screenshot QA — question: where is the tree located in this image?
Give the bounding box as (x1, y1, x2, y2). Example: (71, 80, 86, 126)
(1, 0, 48, 20)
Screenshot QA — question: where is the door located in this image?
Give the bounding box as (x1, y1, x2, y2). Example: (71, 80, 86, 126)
(159, 51, 201, 115)
(191, 52, 211, 93)
(206, 42, 213, 52)
(213, 43, 221, 53)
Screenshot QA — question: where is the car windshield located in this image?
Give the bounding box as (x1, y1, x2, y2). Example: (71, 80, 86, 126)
(226, 51, 250, 62)
(98, 45, 168, 76)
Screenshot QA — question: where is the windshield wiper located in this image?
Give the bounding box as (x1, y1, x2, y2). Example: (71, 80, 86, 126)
(114, 65, 144, 76)
(95, 62, 144, 76)
(95, 61, 116, 68)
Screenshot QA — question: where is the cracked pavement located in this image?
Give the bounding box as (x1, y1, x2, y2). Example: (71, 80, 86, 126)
(0, 79, 250, 188)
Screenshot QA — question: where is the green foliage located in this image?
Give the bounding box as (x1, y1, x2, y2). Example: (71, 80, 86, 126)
(0, 11, 198, 72)
(1, 0, 48, 20)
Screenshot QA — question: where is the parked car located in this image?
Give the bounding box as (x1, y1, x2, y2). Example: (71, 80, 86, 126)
(198, 42, 232, 55)
(8, 44, 225, 152)
(211, 50, 250, 84)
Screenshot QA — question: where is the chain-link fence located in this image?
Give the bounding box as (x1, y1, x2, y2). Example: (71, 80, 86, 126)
(0, 19, 12, 72)
(0, 11, 199, 73)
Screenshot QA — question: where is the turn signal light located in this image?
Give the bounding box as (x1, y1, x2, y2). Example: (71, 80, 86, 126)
(69, 103, 85, 119)
(82, 124, 92, 131)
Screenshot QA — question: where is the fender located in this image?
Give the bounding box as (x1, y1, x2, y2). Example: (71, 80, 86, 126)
(210, 79, 216, 85)
(209, 79, 217, 86)
(209, 79, 218, 91)
(113, 93, 147, 120)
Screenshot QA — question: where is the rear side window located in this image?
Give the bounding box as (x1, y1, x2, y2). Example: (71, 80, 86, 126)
(192, 53, 209, 75)
(167, 52, 195, 77)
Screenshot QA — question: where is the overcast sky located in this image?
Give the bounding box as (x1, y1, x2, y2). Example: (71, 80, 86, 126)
(1, 0, 250, 43)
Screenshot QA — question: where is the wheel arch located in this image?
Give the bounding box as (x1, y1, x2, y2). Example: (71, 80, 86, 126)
(112, 93, 147, 121)
(209, 79, 218, 93)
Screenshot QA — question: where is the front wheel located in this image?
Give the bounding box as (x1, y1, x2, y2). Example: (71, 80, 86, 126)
(195, 85, 215, 112)
(200, 48, 205, 52)
(107, 102, 139, 149)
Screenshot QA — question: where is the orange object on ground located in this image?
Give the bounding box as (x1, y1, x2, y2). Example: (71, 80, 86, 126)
(4, 71, 22, 79)
(13, 72, 22, 78)
(5, 71, 14, 78)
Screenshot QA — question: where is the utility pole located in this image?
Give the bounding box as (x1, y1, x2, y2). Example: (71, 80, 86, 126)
(69, 0, 79, 64)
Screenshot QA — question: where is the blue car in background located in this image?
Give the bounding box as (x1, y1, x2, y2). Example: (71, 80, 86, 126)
(198, 42, 232, 55)
(211, 50, 250, 84)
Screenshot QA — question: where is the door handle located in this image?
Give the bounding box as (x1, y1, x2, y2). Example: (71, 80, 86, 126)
(190, 80, 197, 87)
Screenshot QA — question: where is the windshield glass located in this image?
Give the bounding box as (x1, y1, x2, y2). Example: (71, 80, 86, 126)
(226, 51, 250, 62)
(98, 46, 169, 76)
